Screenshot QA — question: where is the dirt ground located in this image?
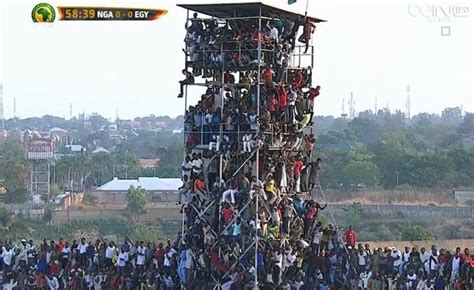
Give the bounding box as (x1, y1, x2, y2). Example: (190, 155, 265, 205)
(361, 239, 474, 251)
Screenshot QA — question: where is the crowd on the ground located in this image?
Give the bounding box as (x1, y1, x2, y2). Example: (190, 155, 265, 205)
(1, 236, 473, 289)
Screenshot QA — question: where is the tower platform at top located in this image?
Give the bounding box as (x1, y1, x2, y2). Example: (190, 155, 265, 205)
(177, 2, 326, 22)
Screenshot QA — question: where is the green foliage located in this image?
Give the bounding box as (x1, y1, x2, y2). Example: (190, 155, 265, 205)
(0, 214, 163, 243)
(318, 213, 330, 227)
(0, 207, 12, 227)
(83, 192, 97, 206)
(401, 225, 434, 241)
(50, 185, 61, 198)
(131, 224, 162, 243)
(43, 207, 53, 223)
(342, 160, 380, 186)
(126, 186, 149, 217)
(0, 136, 28, 204)
(343, 203, 364, 228)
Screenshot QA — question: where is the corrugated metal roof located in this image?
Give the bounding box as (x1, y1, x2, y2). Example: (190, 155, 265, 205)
(97, 177, 182, 192)
(177, 2, 326, 23)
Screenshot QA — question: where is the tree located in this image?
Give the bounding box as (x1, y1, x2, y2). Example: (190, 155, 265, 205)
(126, 186, 149, 220)
(341, 160, 381, 187)
(0, 136, 28, 204)
(401, 225, 433, 241)
(348, 117, 383, 146)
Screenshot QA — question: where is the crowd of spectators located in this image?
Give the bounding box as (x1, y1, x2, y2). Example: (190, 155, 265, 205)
(1, 236, 473, 289)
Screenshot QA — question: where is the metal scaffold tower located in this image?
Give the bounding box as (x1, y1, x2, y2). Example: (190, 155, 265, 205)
(27, 137, 54, 198)
(176, 3, 325, 289)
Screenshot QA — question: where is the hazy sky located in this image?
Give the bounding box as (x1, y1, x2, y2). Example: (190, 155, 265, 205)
(0, 0, 472, 119)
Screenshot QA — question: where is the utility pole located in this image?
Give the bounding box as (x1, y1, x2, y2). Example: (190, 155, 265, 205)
(405, 85, 411, 120)
(395, 171, 400, 189)
(374, 96, 378, 114)
(348, 92, 356, 120)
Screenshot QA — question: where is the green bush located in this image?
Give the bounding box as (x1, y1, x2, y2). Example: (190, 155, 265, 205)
(401, 225, 434, 241)
(82, 193, 98, 206)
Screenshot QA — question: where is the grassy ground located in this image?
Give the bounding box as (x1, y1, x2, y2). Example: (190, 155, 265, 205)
(322, 188, 456, 205)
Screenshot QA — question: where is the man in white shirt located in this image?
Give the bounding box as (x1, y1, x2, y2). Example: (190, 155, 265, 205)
(358, 248, 368, 273)
(191, 154, 203, 178)
(266, 21, 279, 42)
(358, 269, 372, 289)
(78, 238, 88, 267)
(284, 250, 296, 273)
(104, 242, 116, 268)
(181, 156, 193, 180)
(46, 274, 60, 290)
(450, 247, 462, 284)
(391, 247, 402, 274)
(16, 239, 30, 266)
(58, 242, 71, 269)
(427, 245, 438, 274)
(117, 249, 129, 274)
(401, 246, 411, 276)
(249, 176, 265, 200)
(136, 241, 146, 270)
(221, 186, 237, 205)
(273, 249, 283, 285)
(1, 245, 14, 271)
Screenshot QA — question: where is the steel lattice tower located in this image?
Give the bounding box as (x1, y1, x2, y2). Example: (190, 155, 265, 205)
(177, 3, 323, 289)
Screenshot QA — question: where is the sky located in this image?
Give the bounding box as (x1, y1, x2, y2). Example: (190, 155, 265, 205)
(0, 0, 472, 119)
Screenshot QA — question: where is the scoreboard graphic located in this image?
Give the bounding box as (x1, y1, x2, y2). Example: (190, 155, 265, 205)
(32, 3, 167, 22)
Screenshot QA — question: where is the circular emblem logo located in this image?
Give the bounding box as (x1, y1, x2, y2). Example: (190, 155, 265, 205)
(32, 3, 56, 23)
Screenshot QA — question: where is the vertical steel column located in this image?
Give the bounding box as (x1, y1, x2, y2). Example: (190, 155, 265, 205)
(254, 7, 262, 290)
(181, 8, 190, 243)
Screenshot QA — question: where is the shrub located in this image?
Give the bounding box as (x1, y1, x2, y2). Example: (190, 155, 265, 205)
(83, 193, 98, 206)
(401, 225, 434, 241)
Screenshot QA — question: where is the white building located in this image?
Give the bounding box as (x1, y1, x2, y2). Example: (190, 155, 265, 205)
(93, 177, 182, 204)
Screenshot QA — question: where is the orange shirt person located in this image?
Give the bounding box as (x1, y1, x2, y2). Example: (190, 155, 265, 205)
(193, 176, 206, 193)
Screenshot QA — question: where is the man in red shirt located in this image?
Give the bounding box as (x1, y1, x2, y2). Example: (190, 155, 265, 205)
(294, 157, 304, 193)
(298, 17, 316, 53)
(268, 95, 279, 121)
(222, 203, 234, 225)
(262, 65, 274, 85)
(154, 243, 165, 269)
(294, 69, 303, 88)
(306, 86, 321, 124)
(345, 225, 357, 248)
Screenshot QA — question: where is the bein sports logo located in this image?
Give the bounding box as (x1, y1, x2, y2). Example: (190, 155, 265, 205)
(408, 3, 470, 22)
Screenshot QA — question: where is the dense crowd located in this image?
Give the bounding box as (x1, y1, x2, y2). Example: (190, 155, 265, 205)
(1, 236, 473, 289)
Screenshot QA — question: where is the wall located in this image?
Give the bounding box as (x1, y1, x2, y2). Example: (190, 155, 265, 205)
(329, 204, 473, 219)
(90, 191, 177, 205)
(59, 192, 84, 210)
(454, 191, 474, 205)
(51, 203, 473, 224)
(52, 204, 181, 223)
